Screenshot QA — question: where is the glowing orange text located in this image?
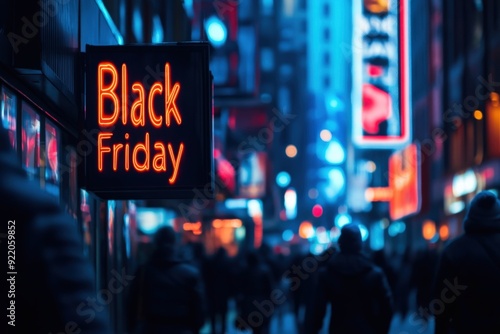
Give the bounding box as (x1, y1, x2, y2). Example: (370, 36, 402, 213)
(98, 62, 181, 128)
(97, 61, 184, 184)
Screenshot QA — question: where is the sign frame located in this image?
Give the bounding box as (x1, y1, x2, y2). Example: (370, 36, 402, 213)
(82, 42, 214, 200)
(388, 142, 421, 220)
(352, 0, 412, 148)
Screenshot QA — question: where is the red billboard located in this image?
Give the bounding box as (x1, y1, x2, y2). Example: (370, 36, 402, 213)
(365, 143, 421, 220)
(352, 0, 411, 148)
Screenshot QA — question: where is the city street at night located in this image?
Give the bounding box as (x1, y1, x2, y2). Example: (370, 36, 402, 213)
(2, 0, 500, 333)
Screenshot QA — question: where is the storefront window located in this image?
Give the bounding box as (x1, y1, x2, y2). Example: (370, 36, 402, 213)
(108, 200, 116, 256)
(45, 120, 60, 198)
(1, 86, 17, 150)
(21, 102, 40, 179)
(68, 148, 78, 216)
(81, 189, 93, 259)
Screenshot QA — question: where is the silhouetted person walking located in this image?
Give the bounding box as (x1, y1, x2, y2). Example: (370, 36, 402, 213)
(235, 251, 274, 334)
(309, 224, 393, 334)
(0, 127, 110, 333)
(127, 226, 206, 334)
(203, 247, 231, 334)
(433, 191, 500, 334)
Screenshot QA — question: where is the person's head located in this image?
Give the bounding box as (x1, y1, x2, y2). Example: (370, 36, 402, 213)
(463, 191, 500, 233)
(153, 226, 177, 251)
(338, 224, 363, 254)
(246, 250, 260, 267)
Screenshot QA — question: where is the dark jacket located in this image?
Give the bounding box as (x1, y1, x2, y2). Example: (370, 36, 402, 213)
(0, 129, 110, 333)
(127, 246, 206, 334)
(234, 254, 274, 332)
(433, 213, 500, 333)
(310, 252, 393, 334)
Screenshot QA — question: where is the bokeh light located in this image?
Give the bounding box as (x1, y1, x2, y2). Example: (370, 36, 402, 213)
(299, 221, 315, 239)
(285, 144, 298, 158)
(276, 171, 291, 187)
(312, 204, 323, 218)
(308, 188, 319, 199)
(422, 220, 437, 240)
(320, 129, 332, 142)
(205, 16, 227, 47)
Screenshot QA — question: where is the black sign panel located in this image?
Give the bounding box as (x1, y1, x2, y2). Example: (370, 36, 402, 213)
(83, 43, 213, 199)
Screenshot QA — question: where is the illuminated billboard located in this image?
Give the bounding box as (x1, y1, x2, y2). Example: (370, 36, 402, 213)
(84, 43, 213, 199)
(388, 142, 420, 220)
(352, 0, 411, 148)
(365, 143, 421, 220)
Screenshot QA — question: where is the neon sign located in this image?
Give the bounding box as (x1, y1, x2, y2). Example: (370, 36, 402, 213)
(84, 43, 213, 199)
(352, 0, 411, 148)
(365, 143, 421, 220)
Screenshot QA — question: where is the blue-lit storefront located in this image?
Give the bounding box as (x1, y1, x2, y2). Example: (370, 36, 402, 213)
(0, 1, 138, 332)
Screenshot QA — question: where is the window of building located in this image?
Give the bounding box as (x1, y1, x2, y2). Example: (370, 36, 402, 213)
(21, 102, 40, 180)
(1, 85, 17, 151)
(324, 76, 330, 88)
(323, 27, 330, 41)
(45, 120, 60, 198)
(323, 52, 330, 65)
(323, 3, 330, 16)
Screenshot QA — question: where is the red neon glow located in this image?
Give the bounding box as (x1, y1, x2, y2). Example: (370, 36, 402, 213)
(121, 64, 127, 125)
(98, 63, 120, 127)
(96, 61, 185, 184)
(168, 143, 184, 184)
(312, 204, 323, 218)
(389, 143, 420, 220)
(165, 63, 182, 126)
(98, 132, 112, 171)
(368, 64, 384, 77)
(132, 133, 149, 172)
(482, 167, 494, 180)
(97, 132, 184, 182)
(422, 220, 436, 241)
(362, 83, 392, 134)
(365, 187, 393, 202)
(131, 83, 145, 127)
(125, 133, 130, 171)
(153, 142, 166, 172)
(354, 0, 410, 146)
(148, 83, 163, 128)
(399, 0, 408, 142)
(97, 62, 182, 129)
(112, 143, 124, 171)
(47, 138, 58, 173)
(365, 143, 420, 220)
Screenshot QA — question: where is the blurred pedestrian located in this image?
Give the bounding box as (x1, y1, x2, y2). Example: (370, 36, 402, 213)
(0, 127, 110, 333)
(203, 247, 231, 334)
(412, 246, 438, 323)
(309, 224, 393, 334)
(126, 226, 206, 334)
(433, 191, 500, 333)
(234, 250, 274, 334)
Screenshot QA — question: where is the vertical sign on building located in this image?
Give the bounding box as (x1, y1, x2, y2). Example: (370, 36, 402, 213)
(352, 0, 411, 148)
(364, 143, 421, 220)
